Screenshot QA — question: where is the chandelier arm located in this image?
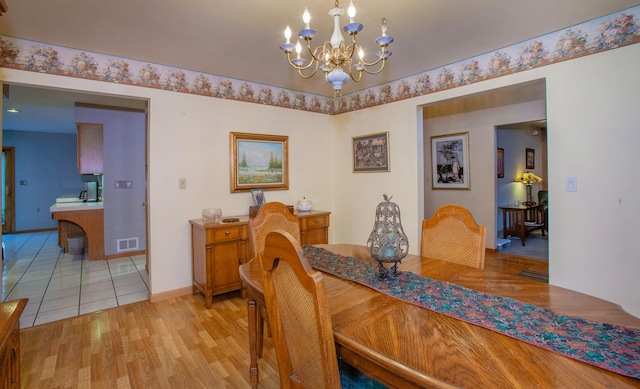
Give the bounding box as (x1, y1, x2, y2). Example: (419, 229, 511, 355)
(358, 44, 390, 67)
(307, 43, 329, 63)
(296, 59, 321, 79)
(349, 69, 363, 82)
(358, 58, 388, 75)
(344, 42, 356, 62)
(285, 51, 317, 72)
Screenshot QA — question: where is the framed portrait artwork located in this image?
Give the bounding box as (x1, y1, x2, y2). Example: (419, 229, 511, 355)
(526, 148, 535, 169)
(497, 148, 504, 178)
(431, 132, 470, 190)
(230, 132, 289, 192)
(352, 131, 390, 173)
(251, 189, 265, 206)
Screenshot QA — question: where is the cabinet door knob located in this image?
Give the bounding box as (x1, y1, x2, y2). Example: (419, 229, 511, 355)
(225, 230, 230, 236)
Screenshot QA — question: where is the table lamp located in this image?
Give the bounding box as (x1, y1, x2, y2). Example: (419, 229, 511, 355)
(517, 172, 542, 206)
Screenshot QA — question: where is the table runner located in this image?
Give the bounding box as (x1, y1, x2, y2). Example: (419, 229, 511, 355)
(302, 245, 640, 379)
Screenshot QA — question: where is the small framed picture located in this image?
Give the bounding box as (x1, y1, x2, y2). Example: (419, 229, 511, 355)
(251, 189, 265, 206)
(352, 131, 390, 173)
(497, 148, 504, 178)
(526, 148, 535, 169)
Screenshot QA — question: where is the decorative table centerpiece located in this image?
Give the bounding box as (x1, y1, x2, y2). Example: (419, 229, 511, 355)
(366, 194, 409, 279)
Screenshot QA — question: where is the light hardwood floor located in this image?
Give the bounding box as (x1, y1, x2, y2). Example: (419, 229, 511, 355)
(19, 251, 546, 388)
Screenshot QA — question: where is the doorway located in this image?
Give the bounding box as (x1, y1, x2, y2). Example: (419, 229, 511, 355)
(2, 146, 15, 234)
(496, 122, 548, 260)
(1, 84, 151, 325)
(422, 79, 547, 255)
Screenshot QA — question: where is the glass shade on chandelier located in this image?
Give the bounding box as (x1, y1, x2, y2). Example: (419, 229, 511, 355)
(280, 0, 394, 98)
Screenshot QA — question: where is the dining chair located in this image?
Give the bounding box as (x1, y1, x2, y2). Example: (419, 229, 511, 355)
(248, 202, 301, 358)
(249, 201, 301, 257)
(420, 204, 486, 269)
(538, 190, 548, 232)
(259, 230, 385, 389)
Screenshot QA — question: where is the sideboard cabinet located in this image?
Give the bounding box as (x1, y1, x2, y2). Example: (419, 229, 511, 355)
(0, 298, 27, 389)
(190, 210, 331, 307)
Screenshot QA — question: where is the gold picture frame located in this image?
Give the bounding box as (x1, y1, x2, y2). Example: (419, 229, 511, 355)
(230, 132, 289, 192)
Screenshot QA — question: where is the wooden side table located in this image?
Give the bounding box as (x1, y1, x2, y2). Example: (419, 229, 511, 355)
(499, 204, 545, 246)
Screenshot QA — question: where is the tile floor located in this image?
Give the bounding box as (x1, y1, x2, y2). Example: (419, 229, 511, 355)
(2, 231, 149, 328)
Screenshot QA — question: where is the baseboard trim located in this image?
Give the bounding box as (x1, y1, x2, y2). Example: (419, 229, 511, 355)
(104, 250, 146, 260)
(9, 227, 57, 234)
(149, 286, 192, 303)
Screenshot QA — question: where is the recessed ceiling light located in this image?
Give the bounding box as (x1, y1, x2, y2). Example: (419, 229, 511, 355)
(5, 108, 20, 113)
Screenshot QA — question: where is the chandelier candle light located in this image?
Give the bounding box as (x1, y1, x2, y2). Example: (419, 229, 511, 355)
(280, 0, 394, 98)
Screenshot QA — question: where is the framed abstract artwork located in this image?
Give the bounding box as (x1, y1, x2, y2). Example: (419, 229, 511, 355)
(431, 132, 470, 190)
(352, 131, 390, 173)
(497, 148, 504, 178)
(230, 132, 289, 192)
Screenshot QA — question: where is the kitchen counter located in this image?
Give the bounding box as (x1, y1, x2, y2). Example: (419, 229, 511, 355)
(49, 201, 104, 212)
(50, 203, 104, 260)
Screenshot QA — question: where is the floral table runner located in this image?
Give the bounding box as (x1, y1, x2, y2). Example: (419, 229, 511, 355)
(303, 245, 640, 379)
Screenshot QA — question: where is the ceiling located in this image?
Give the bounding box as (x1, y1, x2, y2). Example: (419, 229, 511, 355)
(1, 0, 638, 132)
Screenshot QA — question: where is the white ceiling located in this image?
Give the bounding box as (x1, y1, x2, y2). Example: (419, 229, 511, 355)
(1, 0, 638, 132)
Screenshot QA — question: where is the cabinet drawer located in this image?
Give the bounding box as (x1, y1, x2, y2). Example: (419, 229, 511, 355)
(207, 225, 246, 243)
(300, 215, 329, 230)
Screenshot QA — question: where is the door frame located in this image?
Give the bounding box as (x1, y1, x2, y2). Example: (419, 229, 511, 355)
(2, 146, 15, 234)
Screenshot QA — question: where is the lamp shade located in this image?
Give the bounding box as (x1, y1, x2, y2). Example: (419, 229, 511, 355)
(518, 172, 542, 185)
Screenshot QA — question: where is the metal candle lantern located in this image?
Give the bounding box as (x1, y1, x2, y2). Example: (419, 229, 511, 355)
(366, 194, 409, 279)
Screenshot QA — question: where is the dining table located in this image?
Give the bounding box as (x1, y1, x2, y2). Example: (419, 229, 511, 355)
(238, 243, 640, 388)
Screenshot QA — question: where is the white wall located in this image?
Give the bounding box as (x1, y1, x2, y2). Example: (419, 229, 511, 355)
(333, 44, 640, 317)
(0, 69, 336, 298)
(2, 43, 639, 317)
(545, 45, 640, 315)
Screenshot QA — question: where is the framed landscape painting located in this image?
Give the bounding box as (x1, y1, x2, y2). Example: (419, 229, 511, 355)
(431, 132, 470, 190)
(230, 132, 289, 192)
(352, 131, 390, 173)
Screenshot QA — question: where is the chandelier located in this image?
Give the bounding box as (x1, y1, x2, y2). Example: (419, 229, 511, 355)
(279, 0, 394, 98)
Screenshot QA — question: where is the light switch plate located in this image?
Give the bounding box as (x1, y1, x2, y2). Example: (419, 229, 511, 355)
(114, 181, 133, 189)
(566, 176, 577, 192)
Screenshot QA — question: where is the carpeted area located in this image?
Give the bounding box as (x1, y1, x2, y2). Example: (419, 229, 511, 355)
(498, 230, 548, 260)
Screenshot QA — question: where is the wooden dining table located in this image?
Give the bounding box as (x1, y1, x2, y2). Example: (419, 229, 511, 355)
(238, 244, 640, 388)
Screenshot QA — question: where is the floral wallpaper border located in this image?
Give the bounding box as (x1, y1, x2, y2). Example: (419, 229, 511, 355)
(1, 5, 639, 115)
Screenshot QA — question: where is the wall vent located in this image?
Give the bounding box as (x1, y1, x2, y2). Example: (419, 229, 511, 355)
(117, 237, 139, 252)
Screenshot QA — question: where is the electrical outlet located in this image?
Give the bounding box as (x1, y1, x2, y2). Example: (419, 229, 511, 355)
(179, 178, 187, 189)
